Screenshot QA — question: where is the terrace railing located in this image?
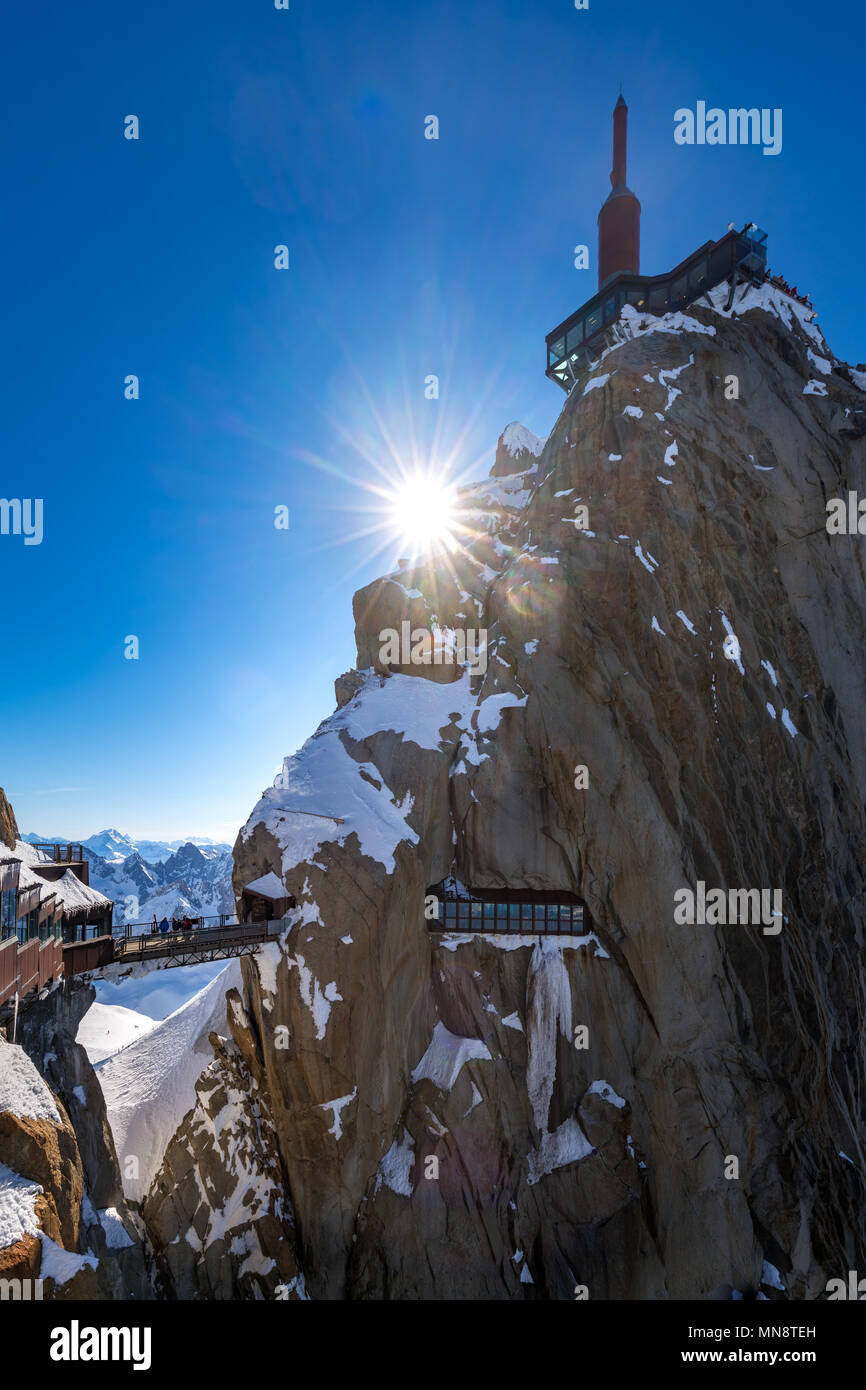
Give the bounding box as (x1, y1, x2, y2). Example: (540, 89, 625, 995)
(32, 843, 86, 863)
(110, 912, 242, 940)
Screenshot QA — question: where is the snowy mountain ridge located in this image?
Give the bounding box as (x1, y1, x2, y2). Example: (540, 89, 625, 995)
(21, 831, 235, 925)
(22, 829, 231, 864)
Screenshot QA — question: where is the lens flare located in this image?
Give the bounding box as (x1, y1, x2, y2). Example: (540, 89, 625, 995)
(387, 473, 458, 555)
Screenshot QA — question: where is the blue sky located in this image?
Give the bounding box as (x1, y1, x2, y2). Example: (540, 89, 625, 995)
(2, 0, 862, 841)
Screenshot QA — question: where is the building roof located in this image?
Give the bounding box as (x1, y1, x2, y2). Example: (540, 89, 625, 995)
(0, 840, 112, 913)
(52, 867, 112, 913)
(243, 871, 288, 900)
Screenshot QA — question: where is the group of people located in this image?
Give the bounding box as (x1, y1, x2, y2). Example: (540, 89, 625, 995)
(149, 914, 202, 935)
(766, 270, 813, 310)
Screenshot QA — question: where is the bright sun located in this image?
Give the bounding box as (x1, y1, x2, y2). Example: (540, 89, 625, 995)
(387, 474, 458, 554)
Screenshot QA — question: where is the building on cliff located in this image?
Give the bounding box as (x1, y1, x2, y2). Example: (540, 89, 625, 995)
(0, 794, 113, 1014)
(545, 96, 773, 391)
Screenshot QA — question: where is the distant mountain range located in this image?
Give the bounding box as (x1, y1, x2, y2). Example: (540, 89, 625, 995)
(22, 829, 231, 864)
(22, 829, 235, 926)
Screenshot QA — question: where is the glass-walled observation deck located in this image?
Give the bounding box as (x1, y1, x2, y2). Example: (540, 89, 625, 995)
(545, 225, 768, 392)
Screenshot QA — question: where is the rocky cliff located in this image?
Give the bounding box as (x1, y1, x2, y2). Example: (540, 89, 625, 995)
(224, 281, 866, 1298)
(0, 984, 153, 1299)
(65, 279, 866, 1299)
(0, 789, 18, 852)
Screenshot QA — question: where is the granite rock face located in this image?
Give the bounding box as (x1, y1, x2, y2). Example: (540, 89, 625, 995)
(0, 993, 153, 1300)
(0, 787, 18, 851)
(109, 282, 866, 1299)
(140, 988, 304, 1300)
(225, 283, 866, 1299)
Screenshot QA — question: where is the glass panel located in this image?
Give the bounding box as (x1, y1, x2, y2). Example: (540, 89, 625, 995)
(550, 337, 565, 360)
(496, 902, 508, 927)
(445, 901, 457, 922)
(649, 287, 667, 311)
(604, 296, 616, 320)
(671, 275, 687, 301)
(585, 307, 602, 335)
(688, 259, 707, 291)
(0, 888, 15, 939)
(457, 902, 470, 925)
(521, 903, 533, 926)
(470, 902, 482, 921)
(509, 904, 521, 928)
(534, 905, 546, 924)
(548, 905, 560, 930)
(566, 321, 583, 352)
(626, 289, 646, 307)
(483, 903, 495, 925)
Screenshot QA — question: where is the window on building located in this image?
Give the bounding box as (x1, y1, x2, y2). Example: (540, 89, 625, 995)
(688, 259, 708, 291)
(565, 320, 583, 353)
(549, 337, 565, 363)
(0, 889, 15, 940)
(427, 883, 589, 935)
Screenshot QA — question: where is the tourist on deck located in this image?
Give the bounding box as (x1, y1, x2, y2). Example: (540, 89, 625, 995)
(159, 917, 170, 933)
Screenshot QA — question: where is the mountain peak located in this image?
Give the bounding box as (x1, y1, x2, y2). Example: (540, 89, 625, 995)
(491, 421, 547, 477)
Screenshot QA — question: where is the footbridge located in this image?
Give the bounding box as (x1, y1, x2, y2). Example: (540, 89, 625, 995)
(64, 917, 285, 976)
(0, 918, 287, 1034)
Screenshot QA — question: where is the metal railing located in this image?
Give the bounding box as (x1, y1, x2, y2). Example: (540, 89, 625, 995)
(32, 843, 85, 863)
(113, 917, 285, 960)
(111, 912, 243, 940)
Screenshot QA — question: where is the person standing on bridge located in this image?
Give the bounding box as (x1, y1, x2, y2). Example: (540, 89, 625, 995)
(159, 917, 169, 933)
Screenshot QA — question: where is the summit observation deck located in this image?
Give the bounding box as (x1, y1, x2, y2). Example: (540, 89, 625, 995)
(545, 224, 768, 392)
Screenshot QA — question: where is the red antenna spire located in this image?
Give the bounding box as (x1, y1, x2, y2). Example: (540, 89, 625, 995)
(597, 95, 641, 288)
(611, 93, 628, 187)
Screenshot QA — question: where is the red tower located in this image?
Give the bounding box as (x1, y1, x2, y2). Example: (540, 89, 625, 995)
(597, 95, 641, 288)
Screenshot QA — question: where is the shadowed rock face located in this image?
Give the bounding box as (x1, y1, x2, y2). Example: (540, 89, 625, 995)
(10, 985, 153, 1299)
(209, 284, 866, 1298)
(140, 989, 304, 1300)
(0, 787, 18, 851)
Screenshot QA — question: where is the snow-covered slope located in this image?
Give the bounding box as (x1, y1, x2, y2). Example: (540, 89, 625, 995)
(95, 961, 241, 1202)
(76, 1003, 157, 1065)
